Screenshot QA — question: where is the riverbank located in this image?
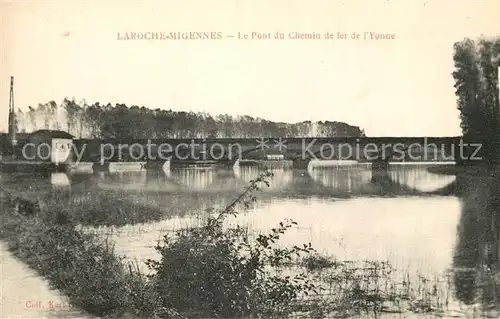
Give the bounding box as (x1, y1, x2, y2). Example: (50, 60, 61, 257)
(0, 200, 164, 318)
(0, 241, 91, 318)
(427, 163, 495, 176)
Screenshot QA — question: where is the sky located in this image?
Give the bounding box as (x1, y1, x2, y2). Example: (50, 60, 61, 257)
(0, 0, 499, 136)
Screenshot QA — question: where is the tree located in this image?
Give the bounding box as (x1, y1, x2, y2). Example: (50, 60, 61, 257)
(15, 108, 24, 133)
(63, 98, 81, 135)
(48, 101, 59, 129)
(453, 37, 500, 162)
(13, 99, 365, 139)
(27, 106, 37, 131)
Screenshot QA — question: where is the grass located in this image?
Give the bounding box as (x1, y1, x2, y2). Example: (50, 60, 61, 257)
(38, 189, 235, 226)
(299, 260, 453, 318)
(0, 174, 239, 226)
(0, 207, 161, 318)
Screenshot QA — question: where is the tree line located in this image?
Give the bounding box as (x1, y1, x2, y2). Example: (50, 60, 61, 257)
(453, 36, 500, 163)
(13, 100, 365, 139)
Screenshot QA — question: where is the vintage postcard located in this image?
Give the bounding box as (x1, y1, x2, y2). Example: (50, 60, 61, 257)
(0, 0, 499, 318)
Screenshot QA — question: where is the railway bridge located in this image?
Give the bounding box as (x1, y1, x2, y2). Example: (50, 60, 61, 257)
(75, 136, 465, 164)
(73, 136, 471, 183)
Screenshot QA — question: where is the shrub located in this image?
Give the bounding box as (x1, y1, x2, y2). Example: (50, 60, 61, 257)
(146, 171, 319, 318)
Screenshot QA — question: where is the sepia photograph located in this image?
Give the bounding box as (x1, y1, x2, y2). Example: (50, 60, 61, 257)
(0, 0, 499, 318)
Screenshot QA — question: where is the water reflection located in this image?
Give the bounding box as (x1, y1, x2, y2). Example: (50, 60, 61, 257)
(170, 167, 216, 189)
(51, 172, 71, 187)
(2, 162, 457, 198)
(453, 172, 500, 313)
(238, 166, 296, 192)
(309, 164, 372, 193)
(389, 164, 457, 192)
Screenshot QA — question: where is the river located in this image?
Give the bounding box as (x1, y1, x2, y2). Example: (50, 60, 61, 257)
(2, 162, 499, 318)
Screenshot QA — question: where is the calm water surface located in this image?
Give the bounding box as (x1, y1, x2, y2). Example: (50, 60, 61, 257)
(3, 162, 497, 318)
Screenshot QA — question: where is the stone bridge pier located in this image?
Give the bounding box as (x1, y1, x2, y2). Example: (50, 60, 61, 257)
(143, 159, 171, 171)
(371, 158, 390, 183)
(286, 144, 409, 183)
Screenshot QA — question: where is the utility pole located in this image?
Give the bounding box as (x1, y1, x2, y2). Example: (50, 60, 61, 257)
(8, 76, 16, 146)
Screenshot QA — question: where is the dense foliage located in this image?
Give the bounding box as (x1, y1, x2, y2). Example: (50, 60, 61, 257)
(13, 99, 365, 138)
(452, 37, 500, 162)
